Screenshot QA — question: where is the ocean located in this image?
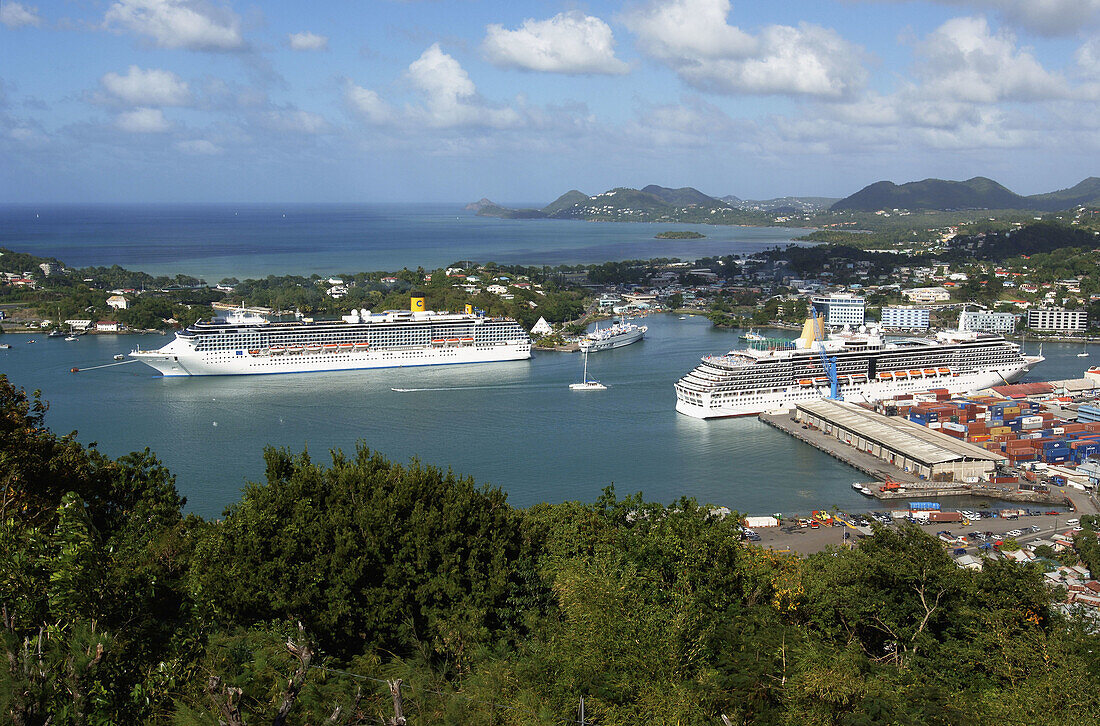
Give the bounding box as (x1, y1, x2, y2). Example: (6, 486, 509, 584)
(0, 204, 1089, 518)
(0, 203, 811, 281)
(0, 316, 1089, 519)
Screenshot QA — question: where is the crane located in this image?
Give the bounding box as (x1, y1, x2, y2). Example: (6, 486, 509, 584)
(810, 304, 842, 401)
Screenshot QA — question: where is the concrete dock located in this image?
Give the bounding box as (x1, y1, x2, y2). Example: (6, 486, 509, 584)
(760, 409, 1067, 505)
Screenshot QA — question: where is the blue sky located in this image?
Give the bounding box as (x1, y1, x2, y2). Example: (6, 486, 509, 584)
(1, 0, 1099, 203)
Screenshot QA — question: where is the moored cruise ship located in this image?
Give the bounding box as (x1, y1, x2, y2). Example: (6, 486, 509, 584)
(675, 318, 1042, 419)
(579, 319, 647, 352)
(131, 298, 531, 376)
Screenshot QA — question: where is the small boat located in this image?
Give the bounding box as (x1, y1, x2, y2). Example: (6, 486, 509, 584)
(0, 343, 11, 350)
(65, 335, 78, 342)
(1078, 341, 1089, 358)
(679, 316, 687, 320)
(114, 354, 124, 360)
(569, 349, 606, 391)
(48, 330, 65, 338)
(27, 339, 36, 344)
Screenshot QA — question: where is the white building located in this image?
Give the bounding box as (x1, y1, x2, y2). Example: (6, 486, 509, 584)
(531, 317, 553, 335)
(106, 295, 129, 310)
(1027, 308, 1088, 331)
(880, 307, 930, 330)
(486, 284, 509, 295)
(96, 321, 120, 332)
(811, 294, 865, 327)
(960, 310, 1018, 334)
(901, 287, 951, 303)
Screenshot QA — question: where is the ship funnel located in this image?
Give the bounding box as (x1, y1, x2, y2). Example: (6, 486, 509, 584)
(465, 304, 474, 315)
(797, 318, 818, 349)
(411, 297, 425, 312)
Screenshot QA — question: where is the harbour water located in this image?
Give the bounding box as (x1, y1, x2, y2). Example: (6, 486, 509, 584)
(0, 204, 812, 281)
(0, 317, 1090, 519)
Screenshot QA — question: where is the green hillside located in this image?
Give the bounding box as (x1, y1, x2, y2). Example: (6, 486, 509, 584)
(831, 177, 1027, 211)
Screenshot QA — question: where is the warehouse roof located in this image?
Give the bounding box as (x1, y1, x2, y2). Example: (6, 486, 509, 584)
(795, 399, 1006, 466)
(990, 382, 1054, 398)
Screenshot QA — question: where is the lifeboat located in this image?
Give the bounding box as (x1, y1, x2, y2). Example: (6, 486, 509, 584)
(446, 338, 460, 345)
(923, 368, 936, 375)
(813, 377, 828, 385)
(798, 379, 813, 386)
(287, 346, 303, 354)
(339, 343, 354, 350)
(270, 346, 285, 355)
(305, 345, 322, 354)
(937, 367, 950, 374)
(894, 370, 908, 379)
(878, 372, 893, 380)
(909, 369, 922, 377)
(354, 342, 369, 349)
(431, 339, 445, 346)
(248, 349, 262, 356)
(852, 373, 867, 381)
(461, 337, 474, 344)
(323, 344, 339, 352)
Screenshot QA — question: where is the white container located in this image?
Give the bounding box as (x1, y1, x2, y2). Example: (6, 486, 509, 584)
(743, 515, 779, 529)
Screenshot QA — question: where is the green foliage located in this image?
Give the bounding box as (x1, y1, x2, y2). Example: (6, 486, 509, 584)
(192, 445, 526, 664)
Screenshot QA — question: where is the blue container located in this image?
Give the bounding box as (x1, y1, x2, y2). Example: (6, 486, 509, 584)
(910, 502, 941, 511)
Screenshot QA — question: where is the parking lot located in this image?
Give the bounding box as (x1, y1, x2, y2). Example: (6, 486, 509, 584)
(752, 510, 1083, 556)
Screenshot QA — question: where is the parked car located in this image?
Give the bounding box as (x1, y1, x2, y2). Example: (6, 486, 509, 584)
(1006, 529, 1023, 538)
(1029, 525, 1041, 533)
(1066, 518, 1080, 526)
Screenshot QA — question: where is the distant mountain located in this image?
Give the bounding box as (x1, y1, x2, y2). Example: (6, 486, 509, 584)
(831, 177, 1026, 212)
(542, 190, 590, 215)
(831, 176, 1100, 212)
(731, 196, 838, 213)
(464, 198, 498, 212)
(640, 185, 725, 207)
(1026, 177, 1100, 209)
(469, 184, 733, 220)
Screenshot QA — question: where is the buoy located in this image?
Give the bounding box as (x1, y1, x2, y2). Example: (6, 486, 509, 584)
(212, 421, 218, 427)
(70, 367, 79, 373)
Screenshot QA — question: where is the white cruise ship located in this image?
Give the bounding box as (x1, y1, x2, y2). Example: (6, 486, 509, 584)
(131, 298, 531, 376)
(579, 319, 647, 352)
(675, 318, 1042, 419)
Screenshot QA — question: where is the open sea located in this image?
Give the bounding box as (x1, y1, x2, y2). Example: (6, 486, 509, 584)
(0, 204, 1092, 518)
(0, 203, 812, 281)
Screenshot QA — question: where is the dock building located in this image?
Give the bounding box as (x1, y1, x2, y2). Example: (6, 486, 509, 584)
(880, 306, 930, 330)
(1027, 308, 1088, 331)
(811, 294, 865, 327)
(959, 310, 1017, 334)
(791, 399, 1005, 482)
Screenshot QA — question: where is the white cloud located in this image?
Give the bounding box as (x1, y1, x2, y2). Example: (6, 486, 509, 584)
(406, 44, 520, 128)
(288, 31, 328, 51)
(100, 66, 192, 106)
(260, 108, 329, 134)
(175, 138, 221, 154)
(914, 17, 1069, 102)
(344, 82, 394, 125)
(116, 107, 171, 132)
(623, 0, 867, 98)
(897, 0, 1100, 37)
(0, 2, 41, 28)
(483, 11, 628, 75)
(104, 0, 244, 51)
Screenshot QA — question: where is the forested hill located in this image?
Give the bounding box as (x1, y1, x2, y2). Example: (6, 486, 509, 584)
(832, 176, 1100, 212)
(5, 373, 1100, 724)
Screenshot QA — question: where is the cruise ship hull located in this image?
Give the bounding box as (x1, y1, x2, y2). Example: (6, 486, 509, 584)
(675, 361, 1033, 419)
(132, 341, 530, 376)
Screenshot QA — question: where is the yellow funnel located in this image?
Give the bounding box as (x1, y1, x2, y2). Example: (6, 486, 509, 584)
(411, 297, 425, 311)
(465, 304, 474, 314)
(798, 317, 820, 349)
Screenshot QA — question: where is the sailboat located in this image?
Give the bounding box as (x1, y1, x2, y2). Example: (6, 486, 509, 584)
(569, 348, 606, 390)
(1078, 339, 1089, 358)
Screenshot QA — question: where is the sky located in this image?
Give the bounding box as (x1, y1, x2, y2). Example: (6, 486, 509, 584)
(1, 0, 1099, 204)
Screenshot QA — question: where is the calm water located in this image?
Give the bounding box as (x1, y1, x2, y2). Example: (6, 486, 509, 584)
(0, 318, 1091, 518)
(0, 204, 811, 281)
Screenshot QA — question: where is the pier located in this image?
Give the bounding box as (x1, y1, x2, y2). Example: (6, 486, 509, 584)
(759, 408, 1066, 505)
